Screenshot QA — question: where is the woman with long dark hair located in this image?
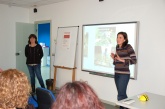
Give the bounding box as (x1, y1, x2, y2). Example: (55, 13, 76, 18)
(111, 32, 137, 109)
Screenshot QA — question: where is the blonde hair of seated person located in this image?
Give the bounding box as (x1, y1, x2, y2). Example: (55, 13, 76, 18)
(0, 69, 31, 109)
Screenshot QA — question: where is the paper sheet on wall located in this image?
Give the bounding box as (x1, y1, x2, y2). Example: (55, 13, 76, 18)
(62, 32, 71, 49)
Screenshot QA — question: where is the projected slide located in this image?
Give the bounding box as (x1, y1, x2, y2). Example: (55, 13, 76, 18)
(82, 22, 138, 78)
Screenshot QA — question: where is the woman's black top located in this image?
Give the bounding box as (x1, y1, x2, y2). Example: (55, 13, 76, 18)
(25, 44, 43, 64)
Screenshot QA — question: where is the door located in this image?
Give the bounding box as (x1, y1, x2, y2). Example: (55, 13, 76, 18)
(35, 21, 51, 87)
(16, 22, 35, 79)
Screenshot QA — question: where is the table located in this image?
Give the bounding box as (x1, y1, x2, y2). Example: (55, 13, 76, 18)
(116, 92, 165, 109)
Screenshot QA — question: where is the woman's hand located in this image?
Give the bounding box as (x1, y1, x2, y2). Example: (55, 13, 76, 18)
(115, 54, 125, 63)
(111, 53, 115, 60)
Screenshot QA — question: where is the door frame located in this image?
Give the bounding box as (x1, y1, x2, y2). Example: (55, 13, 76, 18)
(35, 20, 52, 78)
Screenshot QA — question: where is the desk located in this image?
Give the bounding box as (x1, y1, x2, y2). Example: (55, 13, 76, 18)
(116, 92, 165, 109)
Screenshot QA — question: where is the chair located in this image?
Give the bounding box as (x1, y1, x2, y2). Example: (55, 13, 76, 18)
(36, 87, 56, 109)
(28, 95, 38, 108)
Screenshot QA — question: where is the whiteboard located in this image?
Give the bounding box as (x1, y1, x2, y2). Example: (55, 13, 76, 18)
(82, 21, 139, 79)
(54, 26, 79, 68)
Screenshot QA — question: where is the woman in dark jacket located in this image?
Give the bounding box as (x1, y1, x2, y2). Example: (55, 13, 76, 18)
(25, 34, 45, 93)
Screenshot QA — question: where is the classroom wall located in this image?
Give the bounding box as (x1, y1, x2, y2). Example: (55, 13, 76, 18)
(0, 4, 29, 69)
(29, 0, 165, 103)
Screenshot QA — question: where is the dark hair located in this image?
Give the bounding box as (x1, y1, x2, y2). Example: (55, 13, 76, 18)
(117, 32, 128, 48)
(52, 81, 104, 109)
(28, 34, 38, 44)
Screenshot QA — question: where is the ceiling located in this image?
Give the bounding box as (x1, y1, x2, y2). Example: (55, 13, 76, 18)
(0, 0, 69, 8)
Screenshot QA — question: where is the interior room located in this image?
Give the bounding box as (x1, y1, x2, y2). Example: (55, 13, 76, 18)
(0, 0, 165, 108)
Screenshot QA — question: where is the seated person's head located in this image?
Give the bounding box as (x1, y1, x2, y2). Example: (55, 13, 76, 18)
(52, 81, 104, 109)
(0, 68, 2, 73)
(0, 69, 31, 109)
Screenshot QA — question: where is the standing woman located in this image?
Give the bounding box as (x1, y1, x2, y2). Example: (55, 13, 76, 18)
(25, 34, 45, 93)
(111, 32, 137, 109)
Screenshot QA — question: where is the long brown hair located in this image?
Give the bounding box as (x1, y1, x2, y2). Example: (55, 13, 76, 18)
(117, 32, 128, 48)
(52, 81, 104, 109)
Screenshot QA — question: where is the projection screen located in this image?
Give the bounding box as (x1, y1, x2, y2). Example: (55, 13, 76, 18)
(82, 21, 139, 79)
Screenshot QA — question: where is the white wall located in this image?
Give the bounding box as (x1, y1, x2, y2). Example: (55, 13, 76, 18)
(27, 0, 165, 103)
(0, 4, 29, 69)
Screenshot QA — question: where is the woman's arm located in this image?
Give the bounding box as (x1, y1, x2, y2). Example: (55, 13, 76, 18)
(25, 45, 28, 57)
(126, 44, 137, 65)
(115, 54, 125, 63)
(114, 45, 137, 65)
(38, 45, 43, 59)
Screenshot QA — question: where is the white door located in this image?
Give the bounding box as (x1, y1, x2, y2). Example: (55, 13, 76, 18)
(16, 22, 35, 79)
